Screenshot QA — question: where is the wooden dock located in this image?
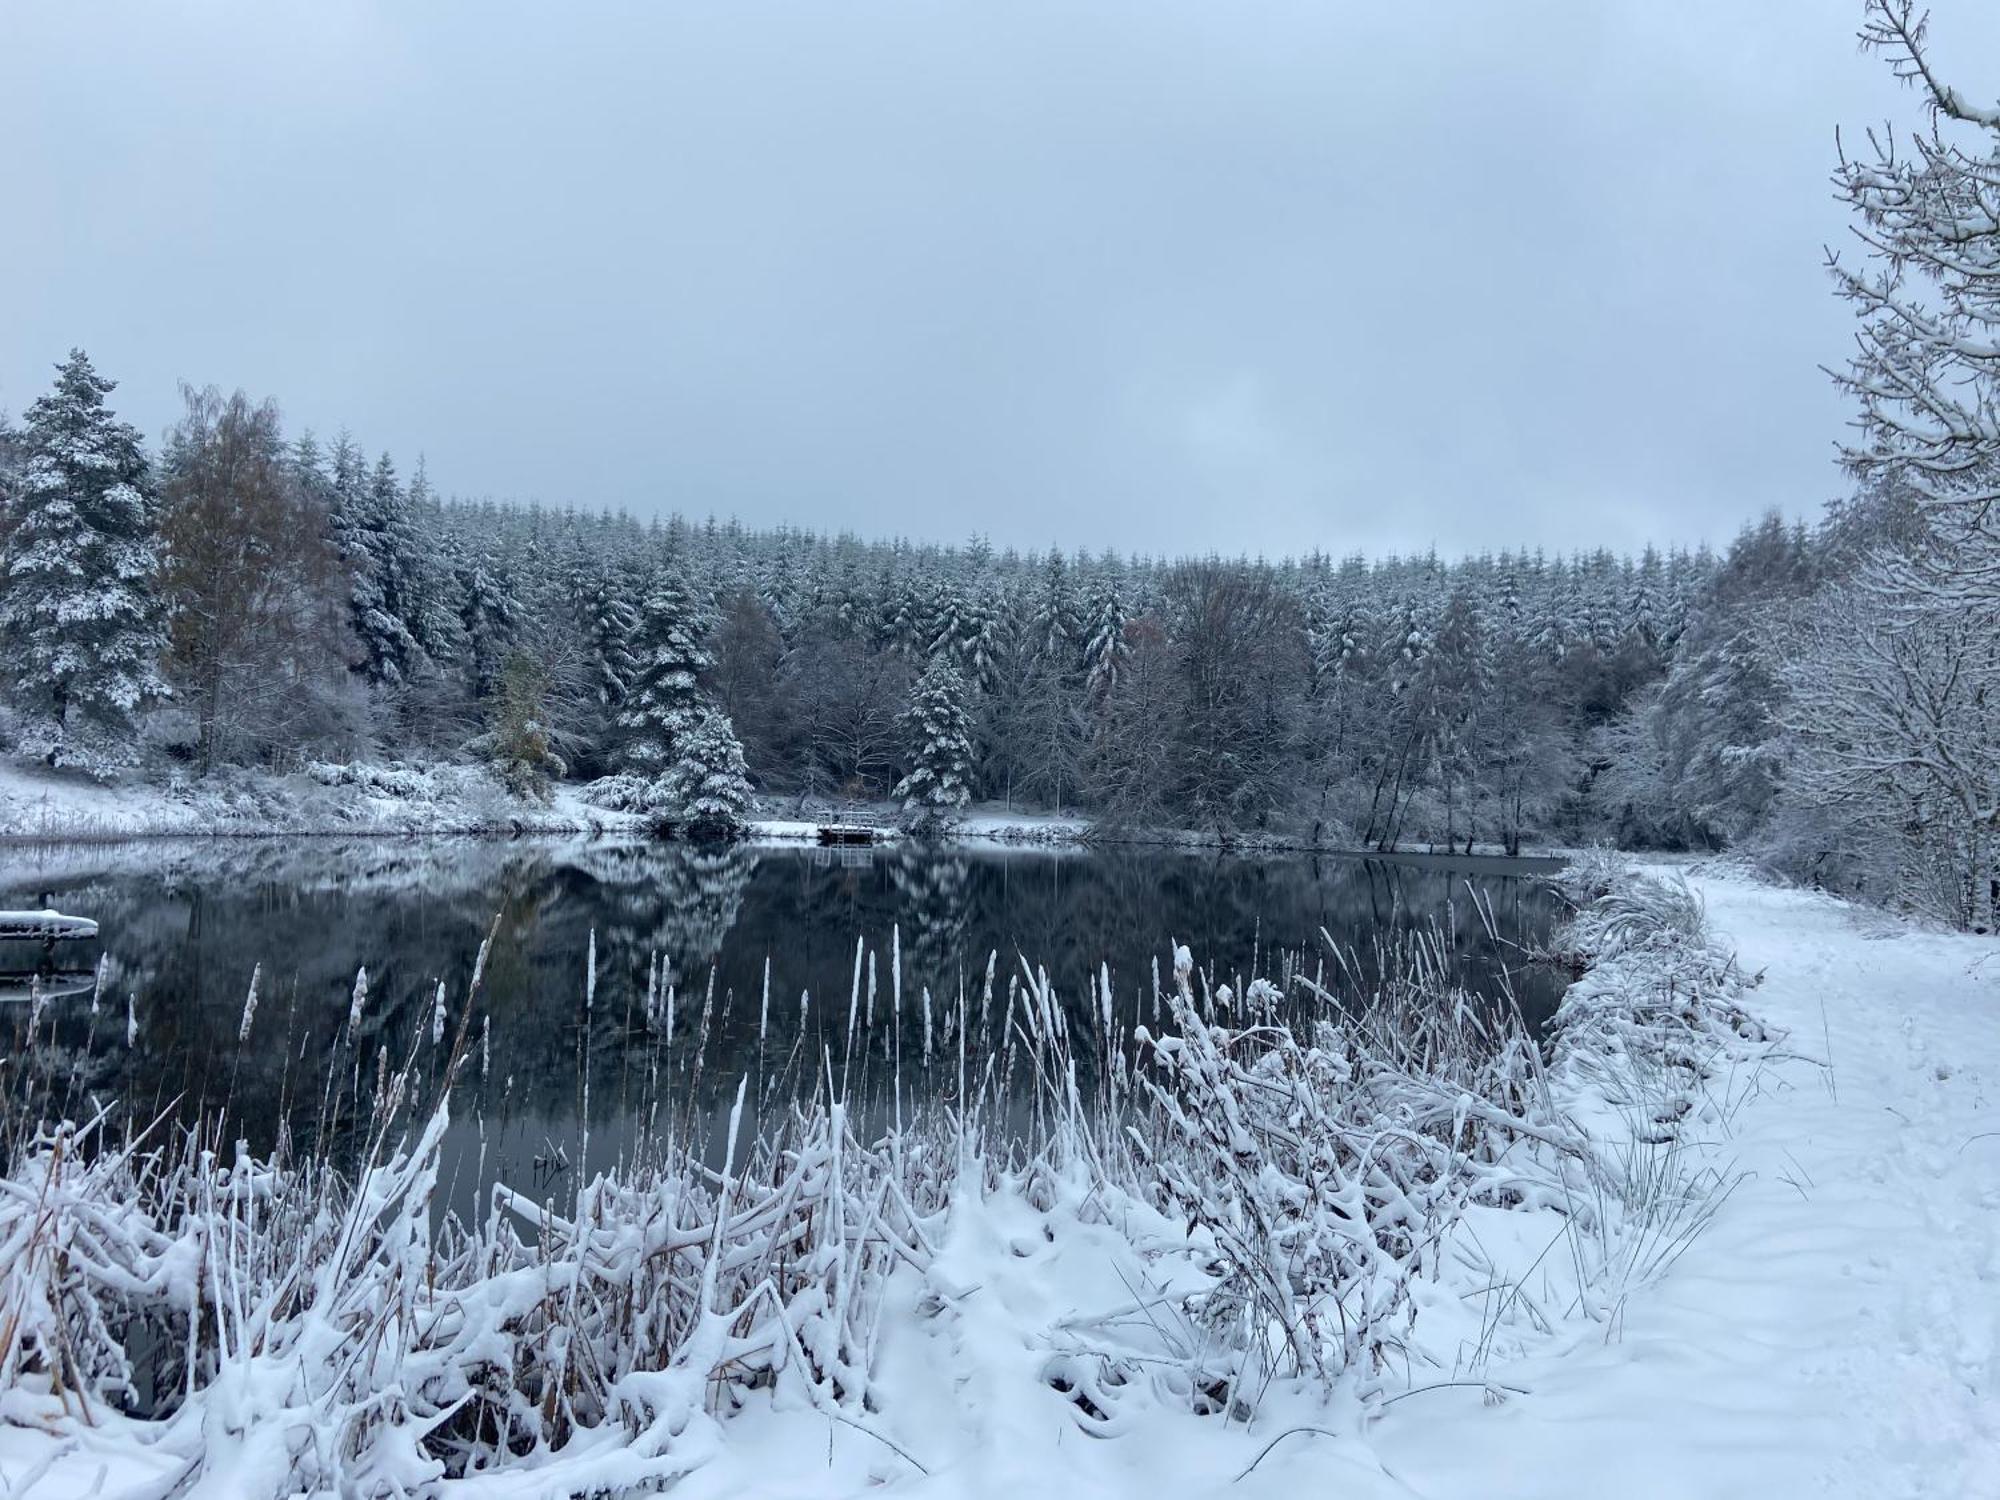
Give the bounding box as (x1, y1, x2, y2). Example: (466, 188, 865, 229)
(814, 815, 888, 846)
(0, 909, 99, 941)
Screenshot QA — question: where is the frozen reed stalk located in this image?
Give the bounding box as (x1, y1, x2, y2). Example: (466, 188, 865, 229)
(586, 928, 597, 1013)
(867, 948, 878, 1028)
(922, 985, 933, 1063)
(471, 932, 492, 993)
(759, 955, 771, 1042)
(348, 965, 369, 1031)
(481, 1013, 491, 1080)
(431, 980, 447, 1045)
(848, 935, 864, 1047)
(237, 963, 261, 1043)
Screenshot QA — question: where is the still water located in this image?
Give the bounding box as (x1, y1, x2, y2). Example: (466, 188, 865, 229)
(3, 838, 1564, 1213)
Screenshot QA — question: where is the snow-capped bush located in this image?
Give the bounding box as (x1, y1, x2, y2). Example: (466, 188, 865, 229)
(578, 770, 667, 815)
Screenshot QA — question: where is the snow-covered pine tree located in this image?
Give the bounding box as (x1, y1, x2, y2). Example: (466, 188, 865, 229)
(402, 456, 466, 671)
(656, 707, 752, 838)
(455, 542, 520, 701)
(620, 564, 712, 772)
(0, 351, 167, 774)
(583, 565, 640, 711)
(329, 443, 427, 687)
(1030, 549, 1080, 665)
(1081, 583, 1131, 704)
(894, 657, 974, 832)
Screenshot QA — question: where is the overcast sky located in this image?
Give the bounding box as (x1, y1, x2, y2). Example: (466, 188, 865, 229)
(5, 2, 1998, 560)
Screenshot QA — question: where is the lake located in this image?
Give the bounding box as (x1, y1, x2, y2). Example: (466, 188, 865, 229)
(2, 838, 1566, 1217)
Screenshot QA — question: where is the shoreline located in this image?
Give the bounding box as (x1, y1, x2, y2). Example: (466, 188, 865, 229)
(0, 761, 1575, 864)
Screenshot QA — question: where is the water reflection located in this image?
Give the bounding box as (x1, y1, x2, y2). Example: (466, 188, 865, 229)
(2, 839, 1564, 1213)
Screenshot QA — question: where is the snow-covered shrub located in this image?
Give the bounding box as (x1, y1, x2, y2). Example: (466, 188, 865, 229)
(578, 770, 666, 816)
(1549, 856, 1764, 1068)
(1542, 855, 1774, 1317)
(1129, 940, 1586, 1403)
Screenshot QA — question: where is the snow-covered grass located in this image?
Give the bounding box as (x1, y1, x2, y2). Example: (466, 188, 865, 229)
(0, 860, 1827, 1497)
(0, 757, 647, 841)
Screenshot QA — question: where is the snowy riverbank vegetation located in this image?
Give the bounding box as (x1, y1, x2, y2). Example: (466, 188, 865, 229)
(0, 858, 1772, 1494)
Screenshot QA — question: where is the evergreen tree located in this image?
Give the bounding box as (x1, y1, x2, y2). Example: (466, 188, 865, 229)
(1081, 583, 1131, 705)
(657, 707, 752, 837)
(894, 657, 975, 830)
(620, 565, 711, 771)
(401, 456, 466, 670)
(329, 443, 426, 687)
(584, 565, 641, 712)
(0, 351, 166, 773)
(455, 544, 519, 702)
(1030, 549, 1080, 665)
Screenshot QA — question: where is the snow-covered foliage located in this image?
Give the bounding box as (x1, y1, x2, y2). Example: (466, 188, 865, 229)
(894, 657, 974, 832)
(655, 708, 753, 837)
(0, 350, 167, 777)
(620, 565, 712, 774)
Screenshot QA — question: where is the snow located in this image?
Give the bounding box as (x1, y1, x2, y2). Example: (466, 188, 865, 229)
(0, 757, 647, 839)
(0, 910, 98, 940)
(1378, 868, 2000, 1499)
(3, 864, 1993, 1497)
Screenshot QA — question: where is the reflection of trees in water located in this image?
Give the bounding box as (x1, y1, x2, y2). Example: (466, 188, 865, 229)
(577, 842, 759, 1000)
(6, 844, 1566, 1189)
(888, 851, 970, 997)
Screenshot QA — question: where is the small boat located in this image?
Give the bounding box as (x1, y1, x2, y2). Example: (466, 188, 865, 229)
(0, 909, 99, 941)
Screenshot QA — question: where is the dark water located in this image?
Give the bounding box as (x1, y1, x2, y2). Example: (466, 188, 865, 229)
(2, 838, 1564, 1216)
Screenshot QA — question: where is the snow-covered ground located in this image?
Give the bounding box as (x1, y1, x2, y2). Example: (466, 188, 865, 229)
(0, 760, 1096, 849)
(0, 758, 646, 840)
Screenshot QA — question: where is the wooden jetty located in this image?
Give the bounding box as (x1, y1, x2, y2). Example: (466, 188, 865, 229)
(0, 909, 99, 941)
(814, 814, 888, 847)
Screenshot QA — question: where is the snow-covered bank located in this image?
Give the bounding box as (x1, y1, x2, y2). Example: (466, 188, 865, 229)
(0, 759, 647, 840)
(3, 757, 1576, 858)
(1351, 867, 1998, 1500)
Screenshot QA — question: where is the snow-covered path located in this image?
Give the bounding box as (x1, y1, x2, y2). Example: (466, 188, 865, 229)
(661, 871, 1999, 1500)
(1361, 872, 2000, 1500)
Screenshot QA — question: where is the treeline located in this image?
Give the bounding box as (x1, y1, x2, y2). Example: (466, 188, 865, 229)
(0, 354, 1747, 849)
